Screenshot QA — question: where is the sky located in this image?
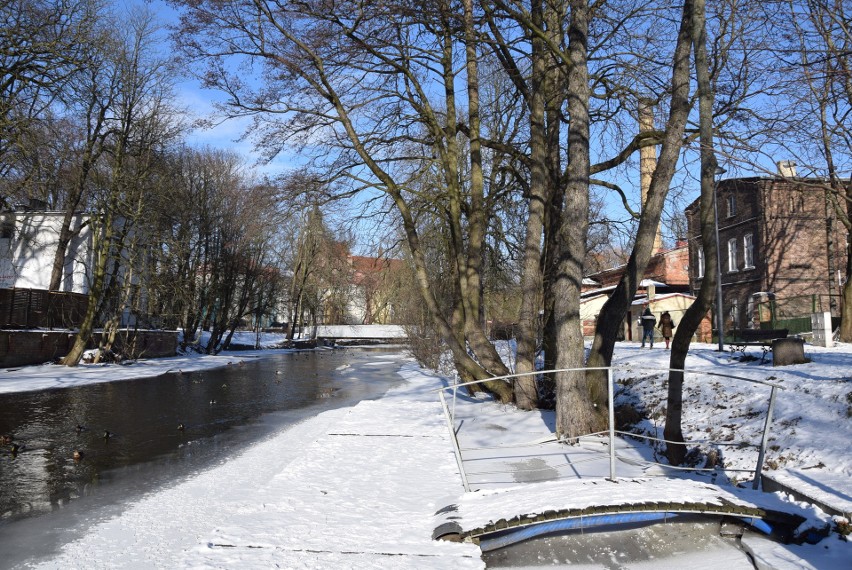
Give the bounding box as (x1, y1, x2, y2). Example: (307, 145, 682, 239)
(117, 0, 303, 179)
(1, 335, 850, 568)
(119, 0, 844, 254)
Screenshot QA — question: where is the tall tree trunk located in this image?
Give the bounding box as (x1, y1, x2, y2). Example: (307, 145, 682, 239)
(553, 0, 603, 438)
(460, 0, 512, 381)
(585, 0, 694, 382)
(542, 0, 565, 388)
(665, 0, 712, 466)
(514, 0, 548, 410)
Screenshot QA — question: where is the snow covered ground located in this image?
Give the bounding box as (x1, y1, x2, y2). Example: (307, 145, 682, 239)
(606, 341, 852, 517)
(0, 336, 850, 568)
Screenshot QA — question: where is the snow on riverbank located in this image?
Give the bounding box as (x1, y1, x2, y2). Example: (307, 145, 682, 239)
(1, 337, 850, 568)
(608, 342, 852, 517)
(0, 332, 290, 395)
(17, 353, 482, 569)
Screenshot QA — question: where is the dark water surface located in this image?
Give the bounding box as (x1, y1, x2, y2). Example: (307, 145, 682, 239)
(0, 347, 406, 565)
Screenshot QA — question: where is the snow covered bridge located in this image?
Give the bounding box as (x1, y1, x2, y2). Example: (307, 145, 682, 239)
(433, 477, 820, 551)
(312, 324, 407, 344)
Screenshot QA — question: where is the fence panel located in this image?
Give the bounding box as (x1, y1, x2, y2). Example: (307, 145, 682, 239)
(756, 293, 842, 334)
(0, 288, 88, 329)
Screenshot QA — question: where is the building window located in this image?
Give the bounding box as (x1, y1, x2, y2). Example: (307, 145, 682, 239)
(727, 238, 738, 272)
(743, 233, 754, 269)
(697, 248, 705, 278)
(726, 194, 736, 218)
(788, 190, 804, 213)
(0, 219, 13, 240)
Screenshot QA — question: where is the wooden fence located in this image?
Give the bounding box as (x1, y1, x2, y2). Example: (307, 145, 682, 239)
(0, 288, 88, 329)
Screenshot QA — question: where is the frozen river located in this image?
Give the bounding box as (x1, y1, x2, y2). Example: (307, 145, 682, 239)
(0, 347, 403, 567)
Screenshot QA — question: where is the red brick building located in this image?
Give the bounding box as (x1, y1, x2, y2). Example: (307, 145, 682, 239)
(581, 244, 699, 340)
(685, 176, 848, 335)
(584, 244, 690, 293)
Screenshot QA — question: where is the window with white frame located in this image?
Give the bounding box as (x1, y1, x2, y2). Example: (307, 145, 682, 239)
(727, 238, 738, 272)
(726, 194, 736, 218)
(697, 247, 705, 278)
(743, 233, 754, 269)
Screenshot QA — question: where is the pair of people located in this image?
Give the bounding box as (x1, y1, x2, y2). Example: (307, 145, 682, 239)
(640, 307, 676, 349)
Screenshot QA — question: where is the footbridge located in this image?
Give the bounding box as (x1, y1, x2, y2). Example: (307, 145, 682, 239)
(433, 477, 821, 551)
(433, 367, 830, 554)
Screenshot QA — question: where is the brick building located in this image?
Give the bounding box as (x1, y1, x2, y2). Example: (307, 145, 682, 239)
(584, 244, 690, 293)
(580, 244, 703, 340)
(685, 176, 847, 335)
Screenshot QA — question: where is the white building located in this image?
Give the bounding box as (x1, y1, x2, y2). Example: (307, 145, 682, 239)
(0, 207, 93, 293)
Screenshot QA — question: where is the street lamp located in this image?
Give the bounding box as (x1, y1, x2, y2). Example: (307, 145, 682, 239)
(713, 166, 727, 351)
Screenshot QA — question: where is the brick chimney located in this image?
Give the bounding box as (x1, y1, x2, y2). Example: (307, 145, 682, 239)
(777, 160, 797, 178)
(640, 99, 663, 254)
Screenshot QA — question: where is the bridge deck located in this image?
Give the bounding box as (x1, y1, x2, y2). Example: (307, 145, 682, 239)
(434, 477, 820, 545)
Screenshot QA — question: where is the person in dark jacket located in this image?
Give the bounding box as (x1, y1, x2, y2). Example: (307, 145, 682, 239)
(658, 310, 675, 349)
(640, 306, 656, 348)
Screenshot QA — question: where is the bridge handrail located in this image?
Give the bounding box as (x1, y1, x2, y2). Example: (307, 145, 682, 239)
(437, 365, 782, 493)
(435, 365, 785, 393)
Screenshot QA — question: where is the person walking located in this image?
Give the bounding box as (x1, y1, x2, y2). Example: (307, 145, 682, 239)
(658, 310, 675, 349)
(640, 305, 656, 348)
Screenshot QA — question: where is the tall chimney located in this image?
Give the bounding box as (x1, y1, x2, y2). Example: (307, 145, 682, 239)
(639, 99, 663, 254)
(777, 160, 797, 177)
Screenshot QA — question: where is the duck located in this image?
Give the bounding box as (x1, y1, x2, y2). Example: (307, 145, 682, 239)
(1, 435, 12, 445)
(209, 399, 217, 405)
(73, 450, 83, 461)
(10, 443, 20, 455)
(103, 430, 113, 440)
(75, 424, 85, 433)
(177, 423, 185, 431)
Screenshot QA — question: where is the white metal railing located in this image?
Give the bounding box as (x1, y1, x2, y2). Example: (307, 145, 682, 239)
(437, 366, 784, 493)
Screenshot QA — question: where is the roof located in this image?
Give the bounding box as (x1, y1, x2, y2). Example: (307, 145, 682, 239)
(631, 292, 696, 306)
(581, 285, 617, 298)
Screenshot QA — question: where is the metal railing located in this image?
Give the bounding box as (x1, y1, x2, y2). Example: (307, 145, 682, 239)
(438, 366, 783, 493)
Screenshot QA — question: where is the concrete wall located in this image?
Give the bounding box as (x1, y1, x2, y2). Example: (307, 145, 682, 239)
(0, 330, 178, 368)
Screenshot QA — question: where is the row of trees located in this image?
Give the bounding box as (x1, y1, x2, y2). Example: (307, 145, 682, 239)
(167, 0, 851, 455)
(0, 1, 316, 363)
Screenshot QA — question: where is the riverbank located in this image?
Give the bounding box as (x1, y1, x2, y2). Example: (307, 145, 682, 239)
(13, 352, 481, 569)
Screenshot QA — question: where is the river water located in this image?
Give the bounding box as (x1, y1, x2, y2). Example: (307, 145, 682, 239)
(0, 347, 406, 566)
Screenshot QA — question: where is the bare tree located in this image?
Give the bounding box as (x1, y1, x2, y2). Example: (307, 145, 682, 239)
(775, 0, 852, 341)
(584, 1, 695, 387)
(64, 10, 180, 365)
(0, 0, 98, 185)
(664, 0, 718, 466)
(148, 146, 243, 348)
(169, 0, 514, 401)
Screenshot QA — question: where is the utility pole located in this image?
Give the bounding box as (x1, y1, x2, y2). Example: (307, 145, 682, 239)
(714, 167, 726, 351)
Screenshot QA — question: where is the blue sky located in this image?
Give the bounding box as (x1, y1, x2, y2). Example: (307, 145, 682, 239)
(124, 1, 827, 252)
(120, 0, 300, 179)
